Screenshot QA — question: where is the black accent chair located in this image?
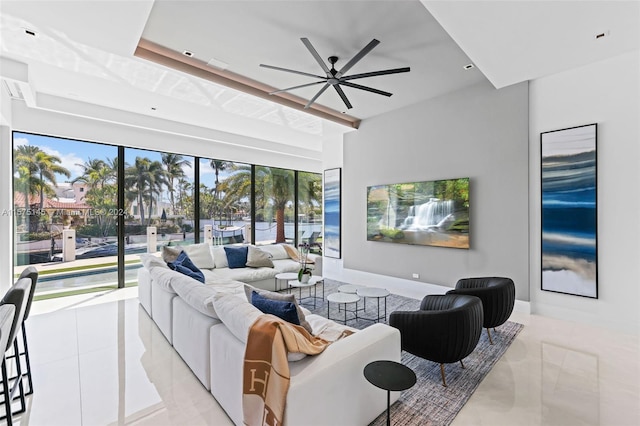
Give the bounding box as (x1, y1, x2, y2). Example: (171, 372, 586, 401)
(0, 278, 31, 424)
(389, 294, 483, 387)
(447, 277, 515, 345)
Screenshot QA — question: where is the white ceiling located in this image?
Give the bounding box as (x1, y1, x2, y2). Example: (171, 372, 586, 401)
(1, 1, 638, 140)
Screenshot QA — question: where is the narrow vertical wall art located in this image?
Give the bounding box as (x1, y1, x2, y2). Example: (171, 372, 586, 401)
(541, 123, 597, 298)
(323, 168, 341, 258)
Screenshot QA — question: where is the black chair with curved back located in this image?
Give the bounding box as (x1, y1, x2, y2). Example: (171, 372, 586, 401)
(389, 294, 483, 387)
(0, 278, 31, 424)
(447, 277, 515, 344)
(0, 305, 16, 426)
(12, 267, 38, 395)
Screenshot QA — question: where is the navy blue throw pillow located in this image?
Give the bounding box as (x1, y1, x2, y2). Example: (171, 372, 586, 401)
(168, 251, 205, 283)
(224, 246, 249, 269)
(251, 291, 300, 325)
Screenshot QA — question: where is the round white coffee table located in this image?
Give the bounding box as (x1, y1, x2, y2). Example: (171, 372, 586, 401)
(338, 284, 365, 294)
(274, 272, 298, 291)
(327, 292, 360, 324)
(357, 287, 390, 323)
(288, 276, 324, 308)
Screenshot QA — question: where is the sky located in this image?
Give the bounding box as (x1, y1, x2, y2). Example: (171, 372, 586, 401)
(12, 132, 229, 184)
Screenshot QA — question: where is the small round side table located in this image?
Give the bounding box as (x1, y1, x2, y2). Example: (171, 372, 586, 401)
(364, 360, 416, 426)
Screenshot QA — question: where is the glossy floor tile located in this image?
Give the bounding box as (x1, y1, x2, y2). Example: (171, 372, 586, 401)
(7, 288, 640, 425)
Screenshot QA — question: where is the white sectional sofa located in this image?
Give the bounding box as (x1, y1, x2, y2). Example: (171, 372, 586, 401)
(137, 243, 321, 343)
(137, 244, 402, 425)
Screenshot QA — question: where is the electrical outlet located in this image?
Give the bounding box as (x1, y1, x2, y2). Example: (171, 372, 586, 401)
(412, 273, 420, 279)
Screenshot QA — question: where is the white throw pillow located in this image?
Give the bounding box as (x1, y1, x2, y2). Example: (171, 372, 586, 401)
(211, 246, 229, 269)
(211, 292, 262, 343)
(183, 243, 216, 269)
(257, 244, 289, 260)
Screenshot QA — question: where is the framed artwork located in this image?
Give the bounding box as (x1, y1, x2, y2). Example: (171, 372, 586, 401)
(323, 168, 341, 258)
(541, 123, 597, 298)
(367, 177, 469, 249)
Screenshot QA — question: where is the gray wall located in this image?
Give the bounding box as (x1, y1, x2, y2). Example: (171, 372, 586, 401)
(343, 80, 530, 300)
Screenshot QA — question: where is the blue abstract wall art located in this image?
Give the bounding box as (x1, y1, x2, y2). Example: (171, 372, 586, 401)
(324, 168, 341, 259)
(541, 123, 597, 298)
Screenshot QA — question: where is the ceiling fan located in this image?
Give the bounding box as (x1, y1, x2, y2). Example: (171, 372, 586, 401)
(260, 38, 410, 110)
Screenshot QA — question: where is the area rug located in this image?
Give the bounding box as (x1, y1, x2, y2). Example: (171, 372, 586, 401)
(307, 279, 523, 426)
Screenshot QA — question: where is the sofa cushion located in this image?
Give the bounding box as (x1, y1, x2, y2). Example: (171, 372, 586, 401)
(243, 285, 312, 334)
(225, 246, 249, 269)
(258, 244, 289, 260)
(139, 253, 168, 270)
(184, 243, 216, 269)
(245, 246, 274, 268)
(203, 267, 278, 283)
(171, 275, 219, 318)
(271, 259, 304, 273)
(212, 292, 262, 344)
(250, 291, 300, 325)
(211, 246, 229, 269)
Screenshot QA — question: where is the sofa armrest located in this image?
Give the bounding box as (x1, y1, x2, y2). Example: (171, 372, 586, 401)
(286, 323, 400, 425)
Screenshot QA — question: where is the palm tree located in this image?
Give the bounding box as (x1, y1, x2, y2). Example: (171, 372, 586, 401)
(73, 157, 118, 236)
(32, 150, 71, 209)
(269, 168, 295, 243)
(210, 159, 229, 224)
(162, 153, 191, 215)
(125, 157, 153, 225)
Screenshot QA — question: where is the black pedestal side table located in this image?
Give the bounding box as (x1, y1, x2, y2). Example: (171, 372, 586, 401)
(364, 360, 416, 426)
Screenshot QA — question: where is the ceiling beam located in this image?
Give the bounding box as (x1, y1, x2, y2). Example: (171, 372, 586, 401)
(135, 39, 360, 129)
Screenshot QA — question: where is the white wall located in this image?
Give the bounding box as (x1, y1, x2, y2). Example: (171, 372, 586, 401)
(529, 50, 640, 333)
(339, 80, 530, 300)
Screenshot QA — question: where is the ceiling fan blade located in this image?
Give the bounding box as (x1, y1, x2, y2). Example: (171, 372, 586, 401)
(340, 81, 393, 97)
(301, 38, 331, 75)
(269, 80, 327, 95)
(341, 67, 411, 81)
(336, 39, 380, 78)
(304, 83, 330, 109)
(260, 63, 326, 79)
(333, 85, 353, 109)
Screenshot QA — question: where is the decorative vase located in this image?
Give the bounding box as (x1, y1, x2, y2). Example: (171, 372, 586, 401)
(300, 274, 310, 284)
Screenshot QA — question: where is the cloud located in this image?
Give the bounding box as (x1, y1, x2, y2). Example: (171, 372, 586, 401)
(39, 145, 84, 180)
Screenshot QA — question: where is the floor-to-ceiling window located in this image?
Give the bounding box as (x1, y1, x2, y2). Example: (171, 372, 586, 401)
(254, 166, 295, 245)
(199, 158, 251, 245)
(13, 132, 120, 296)
(12, 132, 321, 298)
(298, 171, 323, 254)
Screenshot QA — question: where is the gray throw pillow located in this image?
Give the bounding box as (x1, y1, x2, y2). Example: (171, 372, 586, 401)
(243, 284, 312, 334)
(245, 246, 274, 268)
(161, 246, 182, 263)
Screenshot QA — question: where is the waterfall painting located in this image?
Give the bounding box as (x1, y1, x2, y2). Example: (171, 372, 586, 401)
(367, 177, 469, 249)
(323, 168, 341, 258)
(541, 123, 597, 298)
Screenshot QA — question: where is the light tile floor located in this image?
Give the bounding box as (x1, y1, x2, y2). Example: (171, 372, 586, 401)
(6, 287, 640, 425)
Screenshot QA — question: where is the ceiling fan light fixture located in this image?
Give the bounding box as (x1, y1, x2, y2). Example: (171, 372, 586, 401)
(261, 37, 410, 110)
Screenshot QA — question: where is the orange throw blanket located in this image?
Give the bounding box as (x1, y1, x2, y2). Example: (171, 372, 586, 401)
(242, 315, 350, 425)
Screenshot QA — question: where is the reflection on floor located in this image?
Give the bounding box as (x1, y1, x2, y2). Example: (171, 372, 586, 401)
(10, 287, 640, 425)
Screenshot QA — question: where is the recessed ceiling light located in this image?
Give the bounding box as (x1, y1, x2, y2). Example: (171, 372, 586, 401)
(24, 28, 37, 37)
(182, 50, 194, 58)
(463, 63, 475, 70)
(595, 30, 610, 40)
(151, 107, 157, 111)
